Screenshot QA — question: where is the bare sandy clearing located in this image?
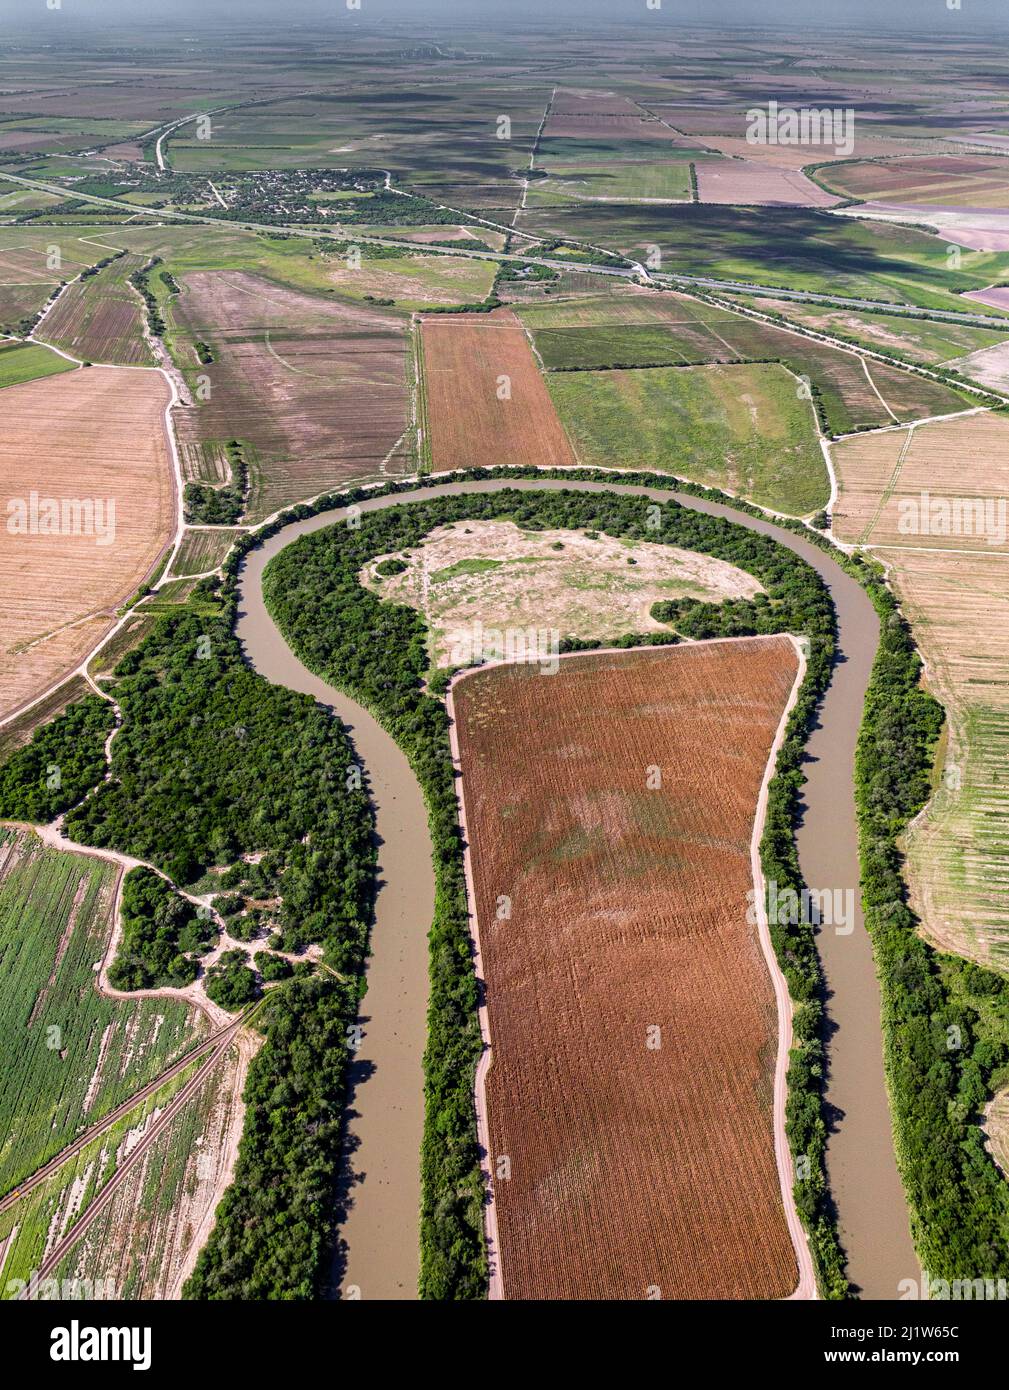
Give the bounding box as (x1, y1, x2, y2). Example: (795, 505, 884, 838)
(0, 367, 174, 719)
(950, 340, 1009, 391)
(362, 518, 763, 668)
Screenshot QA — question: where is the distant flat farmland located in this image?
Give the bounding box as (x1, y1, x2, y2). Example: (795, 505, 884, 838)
(695, 159, 840, 207)
(819, 154, 1009, 208)
(0, 367, 174, 719)
(171, 270, 410, 520)
(38, 253, 155, 367)
(520, 290, 971, 437)
(451, 639, 800, 1299)
(421, 309, 578, 471)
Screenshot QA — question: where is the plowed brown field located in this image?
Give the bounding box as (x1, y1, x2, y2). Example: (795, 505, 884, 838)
(0, 367, 174, 719)
(451, 638, 800, 1300)
(421, 309, 577, 472)
(173, 271, 410, 520)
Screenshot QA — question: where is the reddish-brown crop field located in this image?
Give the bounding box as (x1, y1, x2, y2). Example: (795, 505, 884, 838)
(172, 271, 410, 520)
(451, 639, 800, 1299)
(421, 309, 578, 471)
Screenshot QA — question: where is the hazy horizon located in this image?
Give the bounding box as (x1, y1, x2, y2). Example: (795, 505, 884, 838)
(2, 0, 1007, 36)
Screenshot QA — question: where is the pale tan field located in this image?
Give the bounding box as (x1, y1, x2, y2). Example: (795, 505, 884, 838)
(362, 518, 763, 668)
(950, 340, 1009, 392)
(0, 368, 174, 719)
(890, 550, 1009, 968)
(832, 413, 1009, 550)
(695, 159, 841, 207)
(699, 134, 917, 170)
(832, 409, 1009, 969)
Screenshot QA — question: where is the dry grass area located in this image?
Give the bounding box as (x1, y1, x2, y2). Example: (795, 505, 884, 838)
(833, 408, 1009, 967)
(950, 341, 1009, 392)
(421, 309, 577, 472)
(832, 412, 1009, 549)
(890, 550, 1009, 969)
(362, 519, 763, 668)
(698, 134, 914, 169)
(695, 159, 841, 207)
(0, 367, 174, 719)
(452, 639, 800, 1299)
(173, 270, 410, 520)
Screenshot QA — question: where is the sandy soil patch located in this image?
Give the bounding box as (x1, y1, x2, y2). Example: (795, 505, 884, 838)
(362, 518, 763, 668)
(0, 367, 174, 720)
(950, 340, 1009, 391)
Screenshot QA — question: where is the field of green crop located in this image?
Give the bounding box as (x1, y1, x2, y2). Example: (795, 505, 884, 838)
(0, 341, 75, 389)
(0, 830, 207, 1195)
(548, 361, 830, 514)
(527, 158, 693, 204)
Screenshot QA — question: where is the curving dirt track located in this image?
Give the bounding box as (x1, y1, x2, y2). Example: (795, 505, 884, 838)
(234, 473, 917, 1301)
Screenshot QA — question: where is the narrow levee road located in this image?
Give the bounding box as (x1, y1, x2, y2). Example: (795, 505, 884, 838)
(235, 474, 919, 1300)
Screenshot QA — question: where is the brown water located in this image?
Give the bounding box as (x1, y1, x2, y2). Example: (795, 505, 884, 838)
(235, 476, 918, 1301)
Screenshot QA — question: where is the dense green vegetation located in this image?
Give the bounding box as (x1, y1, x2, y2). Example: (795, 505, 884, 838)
(204, 949, 260, 1010)
(260, 480, 845, 1297)
(854, 573, 1009, 1283)
(185, 974, 355, 1298)
(0, 695, 113, 822)
(0, 572, 377, 1297)
(109, 867, 214, 990)
(129, 257, 166, 337)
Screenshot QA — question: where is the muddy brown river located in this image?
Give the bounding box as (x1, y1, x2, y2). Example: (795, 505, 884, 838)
(234, 475, 919, 1301)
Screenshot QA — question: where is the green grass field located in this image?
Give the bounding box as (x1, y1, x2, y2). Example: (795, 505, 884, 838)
(548, 361, 831, 514)
(527, 159, 693, 203)
(0, 341, 74, 389)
